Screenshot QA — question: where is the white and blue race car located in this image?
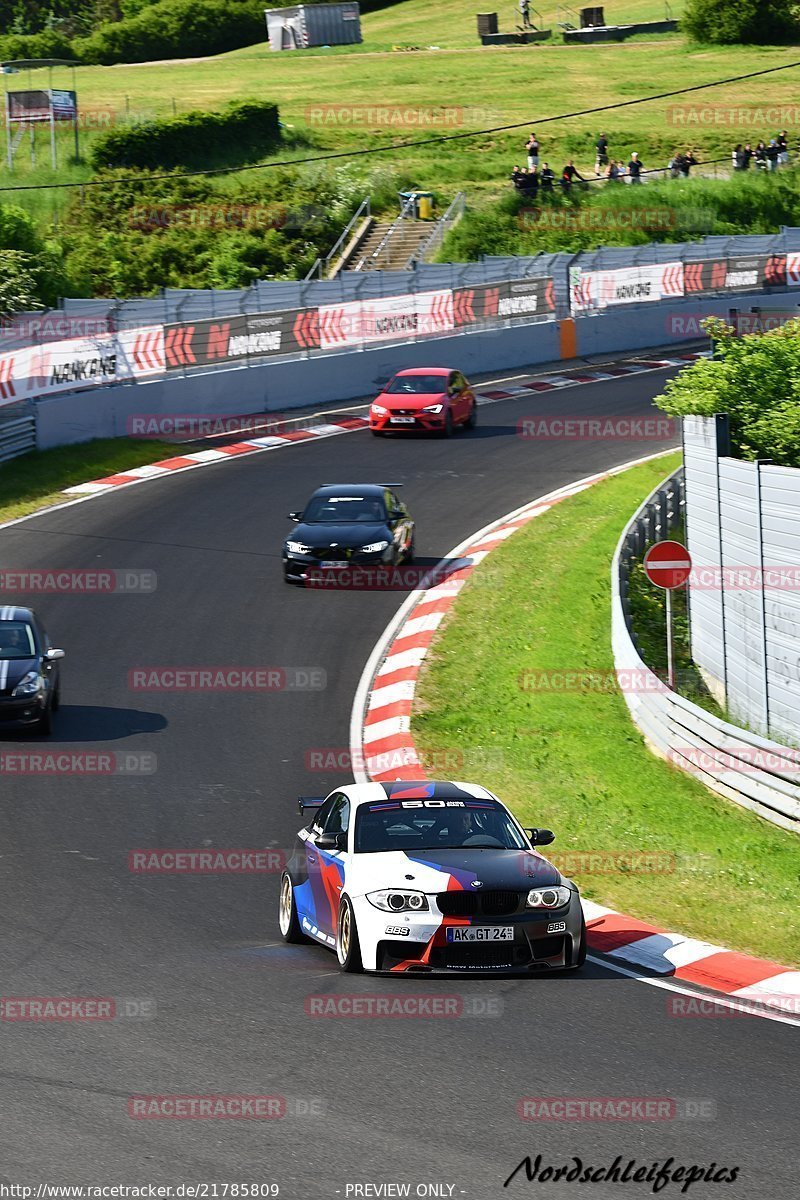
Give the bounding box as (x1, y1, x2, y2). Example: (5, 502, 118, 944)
(278, 780, 586, 974)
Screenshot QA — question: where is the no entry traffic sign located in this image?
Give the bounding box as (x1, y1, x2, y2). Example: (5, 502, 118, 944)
(643, 540, 692, 590)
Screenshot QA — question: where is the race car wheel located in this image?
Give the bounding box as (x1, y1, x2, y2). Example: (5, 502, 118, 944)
(52, 684, 61, 712)
(38, 703, 53, 736)
(404, 535, 415, 564)
(336, 896, 363, 973)
(465, 401, 477, 430)
(278, 873, 308, 943)
(439, 410, 454, 438)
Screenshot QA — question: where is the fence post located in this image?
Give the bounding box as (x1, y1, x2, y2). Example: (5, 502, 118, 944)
(756, 458, 772, 736)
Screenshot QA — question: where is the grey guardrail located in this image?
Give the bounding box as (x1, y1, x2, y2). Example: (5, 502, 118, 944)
(0, 403, 35, 464)
(612, 464, 800, 833)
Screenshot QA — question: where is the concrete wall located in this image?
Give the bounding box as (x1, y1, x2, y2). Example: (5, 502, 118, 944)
(35, 318, 561, 450)
(34, 288, 800, 450)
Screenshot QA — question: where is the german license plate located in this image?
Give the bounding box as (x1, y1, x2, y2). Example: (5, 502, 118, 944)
(446, 927, 514, 943)
(320, 561, 348, 569)
(390, 416, 415, 425)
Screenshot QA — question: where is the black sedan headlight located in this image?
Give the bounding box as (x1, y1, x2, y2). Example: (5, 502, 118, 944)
(526, 886, 572, 909)
(285, 540, 312, 554)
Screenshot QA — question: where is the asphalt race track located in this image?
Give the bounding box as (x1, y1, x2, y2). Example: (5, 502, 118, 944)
(0, 367, 795, 1198)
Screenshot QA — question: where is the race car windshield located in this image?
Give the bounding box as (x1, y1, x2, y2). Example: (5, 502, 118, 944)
(385, 375, 447, 395)
(303, 496, 386, 524)
(0, 621, 35, 660)
(355, 800, 528, 853)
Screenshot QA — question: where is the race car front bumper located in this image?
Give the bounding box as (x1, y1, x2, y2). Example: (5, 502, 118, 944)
(351, 892, 584, 974)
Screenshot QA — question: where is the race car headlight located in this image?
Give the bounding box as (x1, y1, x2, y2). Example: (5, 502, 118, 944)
(366, 889, 429, 913)
(421, 403, 443, 414)
(12, 670, 44, 697)
(371, 403, 388, 415)
(285, 540, 312, 554)
(526, 886, 571, 909)
(360, 540, 390, 553)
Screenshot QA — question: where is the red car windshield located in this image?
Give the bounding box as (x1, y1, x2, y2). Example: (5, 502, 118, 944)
(384, 375, 447, 395)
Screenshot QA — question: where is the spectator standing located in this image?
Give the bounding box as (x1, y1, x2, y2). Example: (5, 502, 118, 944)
(522, 167, 539, 198)
(669, 152, 683, 179)
(519, 0, 534, 28)
(742, 142, 753, 169)
(511, 164, 527, 191)
(616, 160, 627, 181)
(732, 144, 742, 171)
(560, 160, 586, 193)
(777, 130, 789, 165)
(627, 152, 643, 184)
(540, 162, 555, 192)
(526, 132, 540, 169)
(605, 159, 619, 182)
(595, 132, 609, 175)
(679, 149, 698, 177)
(767, 139, 780, 171)
(755, 141, 768, 170)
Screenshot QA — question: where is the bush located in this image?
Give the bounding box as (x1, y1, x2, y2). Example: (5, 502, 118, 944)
(0, 28, 74, 60)
(89, 100, 280, 170)
(73, 0, 266, 65)
(683, 0, 800, 44)
(656, 318, 800, 466)
(0, 204, 70, 308)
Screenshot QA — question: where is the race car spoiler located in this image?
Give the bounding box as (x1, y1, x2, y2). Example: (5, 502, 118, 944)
(298, 796, 324, 813)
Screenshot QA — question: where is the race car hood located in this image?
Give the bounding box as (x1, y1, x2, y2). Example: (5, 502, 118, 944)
(348, 847, 562, 895)
(291, 522, 389, 548)
(0, 656, 38, 694)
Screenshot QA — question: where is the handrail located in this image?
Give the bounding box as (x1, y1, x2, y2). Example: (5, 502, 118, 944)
(304, 195, 371, 280)
(354, 192, 417, 272)
(406, 192, 465, 269)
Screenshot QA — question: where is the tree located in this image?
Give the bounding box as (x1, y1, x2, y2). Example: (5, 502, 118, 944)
(656, 317, 800, 466)
(0, 250, 42, 320)
(683, 0, 800, 44)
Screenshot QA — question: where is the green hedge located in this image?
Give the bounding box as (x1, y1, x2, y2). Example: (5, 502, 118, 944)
(0, 29, 74, 61)
(89, 100, 280, 170)
(73, 0, 266, 65)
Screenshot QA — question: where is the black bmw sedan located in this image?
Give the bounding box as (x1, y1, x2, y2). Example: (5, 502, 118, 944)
(283, 483, 415, 584)
(0, 606, 64, 735)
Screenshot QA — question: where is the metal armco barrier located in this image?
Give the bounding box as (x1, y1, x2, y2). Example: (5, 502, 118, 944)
(5, 226, 800, 417)
(612, 466, 800, 833)
(0, 402, 36, 463)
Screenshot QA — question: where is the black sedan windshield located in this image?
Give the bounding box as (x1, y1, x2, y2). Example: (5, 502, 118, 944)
(385, 375, 447, 395)
(355, 799, 528, 852)
(303, 495, 386, 524)
(0, 621, 35, 660)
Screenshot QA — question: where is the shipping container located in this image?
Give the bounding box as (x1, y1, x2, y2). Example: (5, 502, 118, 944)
(264, 3, 362, 50)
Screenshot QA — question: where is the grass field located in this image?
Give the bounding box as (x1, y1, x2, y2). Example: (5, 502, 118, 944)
(412, 453, 800, 966)
(0, 439, 176, 524)
(2, 0, 799, 231)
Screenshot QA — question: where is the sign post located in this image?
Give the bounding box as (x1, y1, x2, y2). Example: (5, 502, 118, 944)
(643, 539, 692, 689)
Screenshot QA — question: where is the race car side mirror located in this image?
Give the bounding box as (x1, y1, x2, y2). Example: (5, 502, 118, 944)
(288, 512, 301, 521)
(45, 648, 65, 661)
(390, 509, 404, 520)
(316, 831, 347, 851)
(525, 827, 555, 846)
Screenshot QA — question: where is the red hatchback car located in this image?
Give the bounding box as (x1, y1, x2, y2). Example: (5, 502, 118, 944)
(369, 367, 477, 437)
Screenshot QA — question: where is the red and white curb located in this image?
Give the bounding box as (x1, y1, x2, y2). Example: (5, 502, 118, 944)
(349, 453, 799, 1024)
(59, 351, 707, 498)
